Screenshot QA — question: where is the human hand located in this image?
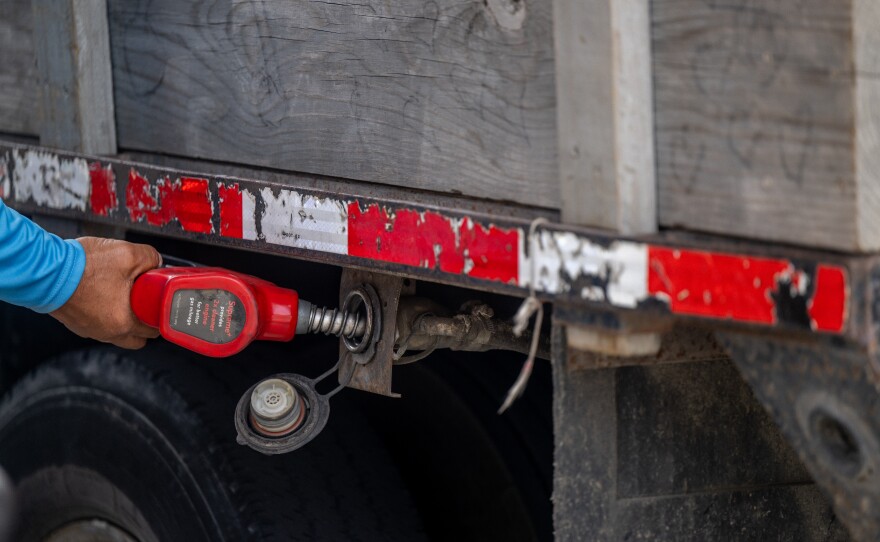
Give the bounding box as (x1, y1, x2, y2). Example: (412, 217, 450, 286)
(51, 237, 162, 349)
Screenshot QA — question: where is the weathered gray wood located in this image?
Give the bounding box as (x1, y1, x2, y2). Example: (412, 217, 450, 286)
(854, 0, 880, 251)
(0, 0, 38, 136)
(32, 0, 116, 154)
(654, 0, 880, 251)
(107, 0, 557, 209)
(553, 0, 656, 234)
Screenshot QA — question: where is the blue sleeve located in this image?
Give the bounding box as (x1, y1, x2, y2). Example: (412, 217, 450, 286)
(0, 199, 86, 313)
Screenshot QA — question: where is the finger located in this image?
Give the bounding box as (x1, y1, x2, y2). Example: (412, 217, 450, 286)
(113, 335, 148, 350)
(125, 307, 160, 337)
(132, 320, 161, 339)
(129, 242, 163, 275)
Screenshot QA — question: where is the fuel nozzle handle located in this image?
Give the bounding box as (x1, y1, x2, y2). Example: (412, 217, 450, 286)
(132, 267, 368, 358)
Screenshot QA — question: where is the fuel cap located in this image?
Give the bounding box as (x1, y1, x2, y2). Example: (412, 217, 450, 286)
(235, 372, 332, 455)
(249, 378, 305, 437)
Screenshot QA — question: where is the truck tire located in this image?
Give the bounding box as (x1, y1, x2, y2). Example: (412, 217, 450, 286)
(0, 345, 424, 542)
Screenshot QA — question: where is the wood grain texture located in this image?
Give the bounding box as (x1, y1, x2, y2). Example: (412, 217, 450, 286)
(0, 0, 38, 136)
(33, 0, 116, 154)
(107, 0, 558, 208)
(854, 0, 880, 250)
(653, 0, 874, 250)
(554, 0, 656, 234)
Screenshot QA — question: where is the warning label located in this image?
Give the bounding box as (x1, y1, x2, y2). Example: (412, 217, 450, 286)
(169, 289, 246, 344)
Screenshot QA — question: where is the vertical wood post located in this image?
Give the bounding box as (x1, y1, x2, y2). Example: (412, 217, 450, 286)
(854, 0, 880, 250)
(32, 0, 116, 155)
(553, 0, 656, 234)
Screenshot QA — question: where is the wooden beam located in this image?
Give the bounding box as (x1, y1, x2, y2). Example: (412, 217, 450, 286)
(32, 0, 115, 154)
(553, 0, 657, 234)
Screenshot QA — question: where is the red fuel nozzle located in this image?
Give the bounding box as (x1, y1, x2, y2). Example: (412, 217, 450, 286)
(131, 267, 306, 357)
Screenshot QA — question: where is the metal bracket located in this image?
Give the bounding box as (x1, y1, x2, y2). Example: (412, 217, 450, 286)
(721, 333, 880, 540)
(338, 270, 412, 397)
(555, 304, 674, 359)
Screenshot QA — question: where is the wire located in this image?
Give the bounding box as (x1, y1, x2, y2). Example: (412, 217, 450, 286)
(498, 217, 548, 414)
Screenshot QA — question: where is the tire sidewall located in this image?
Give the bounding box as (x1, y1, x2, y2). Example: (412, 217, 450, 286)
(0, 350, 246, 541)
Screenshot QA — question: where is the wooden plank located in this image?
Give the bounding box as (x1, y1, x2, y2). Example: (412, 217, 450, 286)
(854, 0, 880, 250)
(653, 0, 880, 251)
(553, 0, 657, 234)
(32, 0, 116, 154)
(0, 0, 38, 136)
(107, 0, 558, 209)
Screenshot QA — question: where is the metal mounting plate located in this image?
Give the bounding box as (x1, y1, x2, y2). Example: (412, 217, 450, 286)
(338, 270, 412, 397)
(721, 333, 880, 540)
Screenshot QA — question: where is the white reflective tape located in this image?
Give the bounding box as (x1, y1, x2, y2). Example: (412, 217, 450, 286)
(11, 150, 89, 211)
(242, 188, 259, 241)
(519, 230, 649, 308)
(0, 155, 9, 199)
(242, 187, 348, 254)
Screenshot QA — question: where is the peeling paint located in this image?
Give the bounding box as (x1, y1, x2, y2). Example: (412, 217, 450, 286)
(521, 230, 648, 308)
(89, 162, 117, 216)
(126, 170, 213, 233)
(4, 145, 849, 335)
(647, 247, 847, 331)
(12, 150, 89, 211)
(126, 170, 173, 226)
(648, 247, 790, 324)
(0, 155, 9, 199)
(808, 265, 847, 332)
(242, 187, 347, 253)
(218, 183, 243, 238)
(348, 203, 519, 283)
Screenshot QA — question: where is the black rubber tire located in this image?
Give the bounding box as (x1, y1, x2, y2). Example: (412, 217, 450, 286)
(0, 345, 425, 542)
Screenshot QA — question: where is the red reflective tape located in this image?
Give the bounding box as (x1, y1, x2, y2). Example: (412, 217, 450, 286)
(218, 183, 243, 239)
(126, 171, 213, 233)
(127, 170, 173, 226)
(347, 203, 518, 284)
(458, 217, 519, 283)
(648, 247, 793, 325)
(808, 265, 847, 332)
(88, 162, 116, 216)
(176, 177, 212, 234)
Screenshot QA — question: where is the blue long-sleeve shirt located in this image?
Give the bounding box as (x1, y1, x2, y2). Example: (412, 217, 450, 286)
(0, 199, 85, 313)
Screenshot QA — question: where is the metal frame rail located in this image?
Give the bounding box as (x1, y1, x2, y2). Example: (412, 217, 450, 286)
(1, 141, 874, 350)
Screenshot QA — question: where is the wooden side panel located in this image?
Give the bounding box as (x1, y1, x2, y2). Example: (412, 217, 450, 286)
(653, 0, 864, 250)
(107, 0, 558, 208)
(0, 0, 38, 136)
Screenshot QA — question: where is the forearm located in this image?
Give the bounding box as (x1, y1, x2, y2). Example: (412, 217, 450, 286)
(0, 199, 85, 313)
